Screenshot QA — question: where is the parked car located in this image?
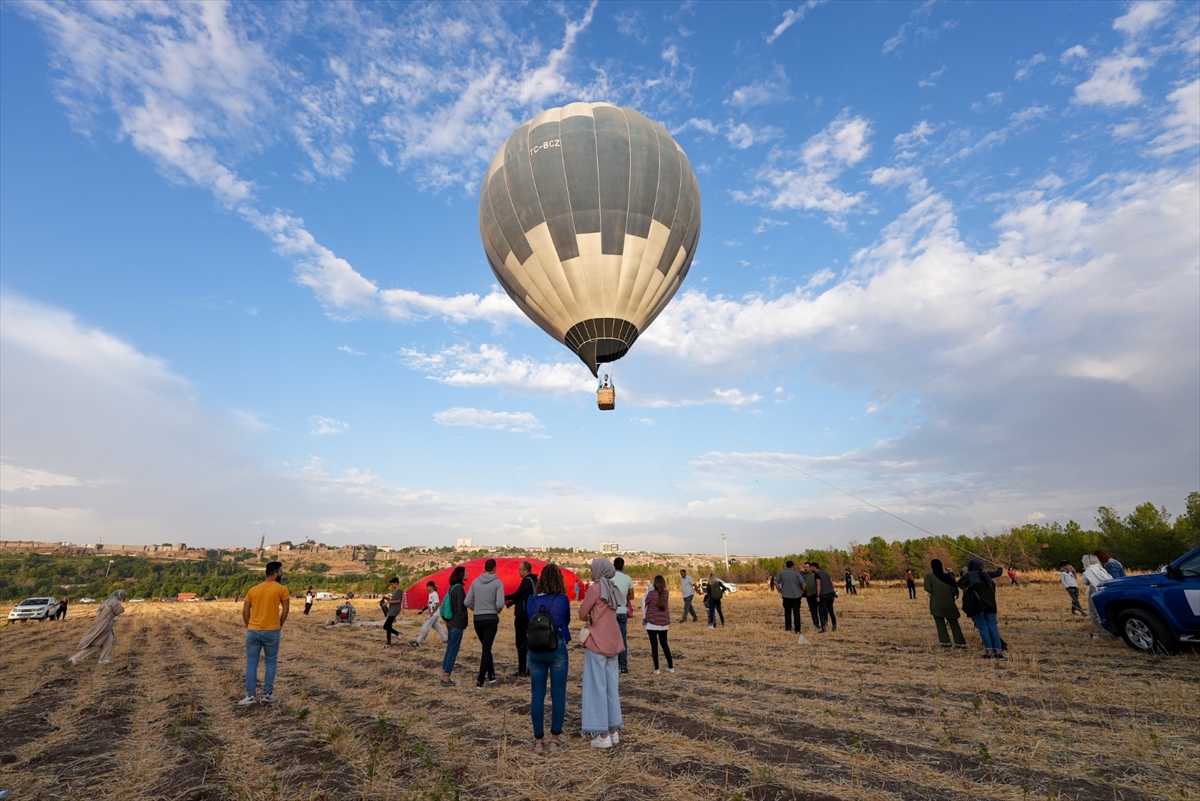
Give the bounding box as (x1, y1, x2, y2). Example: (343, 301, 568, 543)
(8, 597, 59, 621)
(79, 598, 98, 604)
(130, 598, 146, 603)
(697, 579, 739, 595)
(314, 591, 339, 601)
(1091, 546, 1200, 654)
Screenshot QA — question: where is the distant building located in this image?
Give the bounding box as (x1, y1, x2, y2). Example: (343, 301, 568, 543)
(455, 538, 473, 552)
(600, 542, 620, 554)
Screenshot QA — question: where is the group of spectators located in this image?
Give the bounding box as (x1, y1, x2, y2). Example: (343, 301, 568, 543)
(1059, 550, 1125, 638)
(773, 561, 838, 634)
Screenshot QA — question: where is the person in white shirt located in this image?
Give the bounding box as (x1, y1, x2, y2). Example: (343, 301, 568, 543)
(678, 569, 698, 622)
(1059, 561, 1084, 616)
(611, 557, 635, 674)
(1079, 554, 1113, 638)
(412, 580, 448, 646)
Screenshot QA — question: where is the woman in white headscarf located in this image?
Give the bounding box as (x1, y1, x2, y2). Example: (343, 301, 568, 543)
(577, 558, 624, 748)
(70, 589, 126, 664)
(1079, 554, 1113, 638)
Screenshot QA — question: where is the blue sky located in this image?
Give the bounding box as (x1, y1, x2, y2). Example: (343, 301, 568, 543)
(1, 1, 1197, 554)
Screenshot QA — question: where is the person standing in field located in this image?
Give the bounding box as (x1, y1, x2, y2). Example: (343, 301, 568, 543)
(641, 575, 674, 674)
(440, 566, 468, 685)
(775, 561, 805, 633)
(1007, 568, 1020, 586)
(239, 561, 290, 704)
(610, 557, 635, 674)
(923, 560, 966, 648)
(801, 563, 821, 629)
(905, 568, 918, 600)
(1094, 550, 1126, 579)
(957, 559, 1005, 659)
(526, 563, 571, 754)
(810, 562, 837, 632)
(465, 558, 505, 689)
(1080, 554, 1114, 638)
(844, 570, 857, 596)
(678, 569, 698, 623)
(705, 573, 728, 628)
(1059, 561, 1085, 616)
(69, 590, 125, 664)
(303, 587, 314, 616)
(381, 577, 404, 649)
(55, 595, 69, 620)
(579, 558, 624, 748)
(504, 561, 538, 678)
(413, 580, 448, 646)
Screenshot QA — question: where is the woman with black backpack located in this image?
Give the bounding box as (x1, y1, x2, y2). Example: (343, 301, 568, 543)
(957, 559, 1006, 659)
(525, 563, 572, 754)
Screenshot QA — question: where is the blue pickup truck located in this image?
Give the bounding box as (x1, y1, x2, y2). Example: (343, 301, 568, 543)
(1091, 546, 1200, 653)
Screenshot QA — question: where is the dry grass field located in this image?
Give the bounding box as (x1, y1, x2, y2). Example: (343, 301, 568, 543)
(2, 582, 1197, 801)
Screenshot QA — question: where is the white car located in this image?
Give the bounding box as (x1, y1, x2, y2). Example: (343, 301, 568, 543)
(314, 591, 339, 601)
(79, 598, 98, 604)
(8, 597, 59, 621)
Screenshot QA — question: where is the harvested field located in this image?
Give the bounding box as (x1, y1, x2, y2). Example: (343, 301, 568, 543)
(2, 583, 1197, 800)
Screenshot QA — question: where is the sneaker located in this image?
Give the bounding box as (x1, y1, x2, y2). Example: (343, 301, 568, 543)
(474, 683, 485, 690)
(237, 695, 258, 706)
(486, 676, 498, 684)
(440, 678, 456, 686)
(261, 693, 276, 703)
(590, 734, 612, 749)
(667, 667, 675, 673)
(410, 641, 421, 647)
(619, 667, 628, 674)
(708, 625, 715, 629)
(609, 731, 620, 745)
(654, 669, 661, 675)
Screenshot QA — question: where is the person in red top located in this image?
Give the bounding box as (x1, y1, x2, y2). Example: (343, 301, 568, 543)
(641, 575, 674, 674)
(578, 558, 624, 748)
(239, 561, 290, 706)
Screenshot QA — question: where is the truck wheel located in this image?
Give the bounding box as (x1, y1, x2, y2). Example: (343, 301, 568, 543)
(1117, 609, 1177, 654)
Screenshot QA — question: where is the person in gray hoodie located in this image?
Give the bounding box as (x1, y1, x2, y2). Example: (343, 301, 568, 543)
(465, 558, 507, 689)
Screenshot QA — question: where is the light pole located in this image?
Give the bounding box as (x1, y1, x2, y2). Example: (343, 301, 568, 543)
(721, 533, 729, 571)
(105, 560, 115, 577)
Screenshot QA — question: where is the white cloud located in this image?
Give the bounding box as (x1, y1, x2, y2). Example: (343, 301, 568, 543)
(309, 416, 350, 436)
(733, 112, 872, 218)
(1074, 53, 1148, 106)
(1061, 45, 1089, 63)
(766, 0, 827, 45)
(1, 464, 86, 492)
(754, 217, 789, 234)
(1014, 53, 1047, 81)
(1112, 1, 1170, 38)
(434, 407, 544, 435)
(726, 64, 791, 108)
(1150, 79, 1200, 155)
(662, 44, 680, 68)
(894, 120, 935, 150)
(399, 344, 593, 396)
(918, 65, 946, 89)
(338, 345, 366, 355)
(882, 0, 953, 56)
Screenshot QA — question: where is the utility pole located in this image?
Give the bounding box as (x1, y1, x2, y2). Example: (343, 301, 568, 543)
(721, 533, 729, 571)
(258, 535, 265, 560)
(105, 560, 114, 577)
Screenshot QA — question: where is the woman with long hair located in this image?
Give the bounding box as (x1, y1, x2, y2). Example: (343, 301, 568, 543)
(526, 563, 571, 754)
(440, 566, 468, 685)
(641, 575, 674, 674)
(578, 558, 624, 748)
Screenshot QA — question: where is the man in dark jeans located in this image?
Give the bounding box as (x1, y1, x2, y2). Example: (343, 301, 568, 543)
(504, 561, 538, 677)
(465, 559, 506, 689)
(775, 561, 805, 632)
(802, 563, 821, 629)
(810, 561, 837, 632)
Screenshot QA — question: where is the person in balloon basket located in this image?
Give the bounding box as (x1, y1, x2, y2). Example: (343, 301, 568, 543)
(239, 561, 290, 705)
(611, 557, 635, 674)
(440, 566, 468, 686)
(579, 558, 624, 748)
(465, 558, 506, 689)
(504, 561, 538, 678)
(526, 563, 572, 755)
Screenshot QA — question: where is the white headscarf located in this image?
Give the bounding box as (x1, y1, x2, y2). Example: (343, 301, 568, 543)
(590, 558, 619, 610)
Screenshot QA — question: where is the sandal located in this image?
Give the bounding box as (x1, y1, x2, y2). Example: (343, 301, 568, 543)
(547, 739, 561, 754)
(533, 740, 544, 755)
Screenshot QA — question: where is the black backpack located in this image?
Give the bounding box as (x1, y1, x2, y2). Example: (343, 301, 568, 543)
(526, 597, 559, 653)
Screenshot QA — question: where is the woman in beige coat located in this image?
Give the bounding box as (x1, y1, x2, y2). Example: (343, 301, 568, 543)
(70, 589, 126, 664)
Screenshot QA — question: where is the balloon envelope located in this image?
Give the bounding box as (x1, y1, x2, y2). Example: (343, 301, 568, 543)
(479, 102, 701, 376)
(403, 557, 590, 611)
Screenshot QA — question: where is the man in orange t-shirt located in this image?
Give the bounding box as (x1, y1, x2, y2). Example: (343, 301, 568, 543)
(239, 561, 290, 705)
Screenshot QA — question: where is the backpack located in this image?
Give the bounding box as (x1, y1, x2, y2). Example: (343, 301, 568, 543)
(440, 585, 458, 621)
(707, 581, 726, 601)
(526, 597, 559, 653)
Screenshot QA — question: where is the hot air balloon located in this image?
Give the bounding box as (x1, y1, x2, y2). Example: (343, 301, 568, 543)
(479, 102, 701, 384)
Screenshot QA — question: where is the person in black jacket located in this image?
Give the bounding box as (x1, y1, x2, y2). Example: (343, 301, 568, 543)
(957, 559, 1006, 659)
(440, 566, 468, 686)
(505, 561, 538, 677)
(810, 562, 837, 632)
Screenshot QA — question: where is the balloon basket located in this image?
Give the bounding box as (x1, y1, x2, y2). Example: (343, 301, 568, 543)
(597, 388, 615, 411)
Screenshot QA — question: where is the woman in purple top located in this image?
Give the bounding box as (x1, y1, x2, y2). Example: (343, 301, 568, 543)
(578, 558, 624, 748)
(525, 563, 572, 754)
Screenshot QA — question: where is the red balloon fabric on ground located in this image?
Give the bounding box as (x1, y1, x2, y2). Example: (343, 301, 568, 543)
(403, 557, 589, 611)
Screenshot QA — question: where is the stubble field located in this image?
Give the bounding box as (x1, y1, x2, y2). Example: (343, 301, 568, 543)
(1, 582, 1196, 801)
